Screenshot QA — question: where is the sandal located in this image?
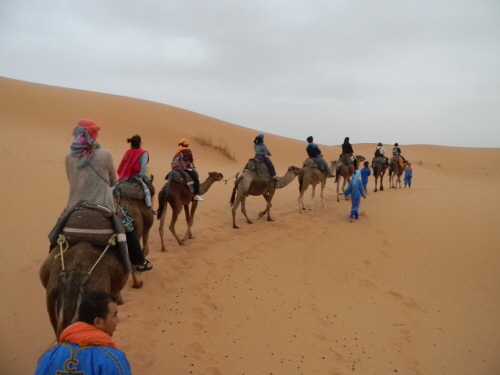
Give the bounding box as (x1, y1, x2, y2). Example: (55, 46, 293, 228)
(136, 260, 153, 272)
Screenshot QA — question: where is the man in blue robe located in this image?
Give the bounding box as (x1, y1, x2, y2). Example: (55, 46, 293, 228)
(343, 170, 366, 220)
(34, 291, 132, 375)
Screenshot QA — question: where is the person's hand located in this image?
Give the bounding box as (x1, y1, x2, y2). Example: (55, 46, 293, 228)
(363, 196, 366, 199)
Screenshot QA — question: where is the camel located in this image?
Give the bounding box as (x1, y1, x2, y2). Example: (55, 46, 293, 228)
(389, 155, 408, 189)
(40, 241, 128, 338)
(371, 156, 387, 192)
(157, 171, 223, 249)
(230, 165, 302, 228)
(298, 159, 336, 212)
(332, 155, 366, 202)
(115, 179, 155, 289)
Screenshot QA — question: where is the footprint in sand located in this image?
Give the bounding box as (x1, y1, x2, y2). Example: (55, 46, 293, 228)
(388, 291, 422, 311)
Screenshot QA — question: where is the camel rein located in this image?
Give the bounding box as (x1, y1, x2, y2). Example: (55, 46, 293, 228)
(56, 233, 118, 286)
(223, 173, 238, 185)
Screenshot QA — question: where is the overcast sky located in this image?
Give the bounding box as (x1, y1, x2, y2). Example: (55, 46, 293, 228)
(1, 1, 499, 147)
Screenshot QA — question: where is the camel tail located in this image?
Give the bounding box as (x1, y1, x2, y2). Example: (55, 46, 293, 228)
(157, 176, 172, 220)
(230, 177, 241, 207)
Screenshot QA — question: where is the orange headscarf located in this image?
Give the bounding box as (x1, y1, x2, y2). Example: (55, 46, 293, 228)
(177, 138, 189, 154)
(77, 119, 100, 141)
(59, 322, 117, 349)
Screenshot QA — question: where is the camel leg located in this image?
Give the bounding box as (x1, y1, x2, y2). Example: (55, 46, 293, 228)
(231, 197, 241, 229)
(374, 175, 378, 192)
(159, 203, 168, 252)
(298, 190, 306, 213)
(183, 202, 198, 241)
(342, 178, 350, 200)
(264, 191, 274, 221)
(336, 179, 340, 202)
(181, 204, 191, 242)
(310, 184, 316, 210)
(240, 197, 253, 224)
(320, 182, 326, 208)
(169, 206, 184, 246)
(131, 268, 143, 289)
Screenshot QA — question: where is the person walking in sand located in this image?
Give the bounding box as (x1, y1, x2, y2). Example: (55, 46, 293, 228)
(171, 138, 204, 201)
(254, 134, 279, 182)
(116, 134, 155, 214)
(360, 161, 371, 193)
(342, 170, 366, 221)
(404, 162, 413, 187)
(34, 291, 133, 375)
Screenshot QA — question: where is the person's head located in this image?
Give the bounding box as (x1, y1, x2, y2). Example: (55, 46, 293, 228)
(79, 291, 119, 337)
(179, 138, 189, 147)
(127, 135, 142, 149)
(306, 136, 313, 143)
(394, 143, 399, 146)
(254, 134, 264, 144)
(77, 119, 100, 141)
(344, 137, 349, 144)
(363, 161, 369, 167)
(377, 142, 382, 146)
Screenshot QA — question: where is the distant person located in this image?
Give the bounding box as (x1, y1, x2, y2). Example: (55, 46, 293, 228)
(63, 120, 152, 272)
(404, 162, 413, 188)
(341, 137, 357, 170)
(116, 134, 155, 214)
(392, 143, 406, 163)
(360, 161, 371, 193)
(254, 134, 279, 182)
(171, 138, 203, 201)
(374, 142, 388, 165)
(306, 136, 334, 177)
(34, 291, 132, 375)
(342, 170, 366, 221)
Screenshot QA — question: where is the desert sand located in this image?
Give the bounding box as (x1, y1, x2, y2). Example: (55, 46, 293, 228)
(1, 76, 500, 375)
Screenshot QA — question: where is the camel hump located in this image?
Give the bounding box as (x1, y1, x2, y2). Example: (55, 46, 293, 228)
(303, 157, 323, 170)
(245, 159, 271, 179)
(62, 206, 115, 246)
(116, 178, 145, 200)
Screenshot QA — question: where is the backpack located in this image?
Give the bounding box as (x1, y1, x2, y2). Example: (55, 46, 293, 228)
(374, 147, 382, 157)
(171, 153, 187, 171)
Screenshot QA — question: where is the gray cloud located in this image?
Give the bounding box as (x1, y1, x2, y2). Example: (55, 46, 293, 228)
(2, 0, 500, 147)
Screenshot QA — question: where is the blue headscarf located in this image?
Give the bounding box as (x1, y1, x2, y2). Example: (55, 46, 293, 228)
(70, 126, 101, 168)
(350, 170, 361, 187)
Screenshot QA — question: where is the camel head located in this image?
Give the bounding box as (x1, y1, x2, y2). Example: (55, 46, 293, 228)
(208, 171, 224, 181)
(288, 166, 302, 176)
(356, 155, 365, 163)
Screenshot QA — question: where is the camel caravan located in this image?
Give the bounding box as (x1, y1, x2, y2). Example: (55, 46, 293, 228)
(40, 121, 411, 339)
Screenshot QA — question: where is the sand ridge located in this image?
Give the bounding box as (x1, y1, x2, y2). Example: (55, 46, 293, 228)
(1, 77, 500, 375)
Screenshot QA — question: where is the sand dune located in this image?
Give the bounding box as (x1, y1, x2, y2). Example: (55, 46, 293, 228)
(1, 77, 500, 375)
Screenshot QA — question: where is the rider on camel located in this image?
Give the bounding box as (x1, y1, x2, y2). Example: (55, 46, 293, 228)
(254, 134, 279, 182)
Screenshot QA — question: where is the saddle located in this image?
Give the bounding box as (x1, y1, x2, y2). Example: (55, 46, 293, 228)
(62, 204, 115, 246)
(339, 153, 353, 165)
(372, 156, 386, 165)
(166, 170, 197, 193)
(303, 157, 324, 171)
(244, 159, 271, 178)
(116, 178, 145, 200)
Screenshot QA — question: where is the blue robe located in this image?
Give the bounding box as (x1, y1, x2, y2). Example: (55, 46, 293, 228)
(404, 168, 413, 185)
(360, 167, 371, 188)
(34, 342, 132, 375)
(344, 178, 365, 218)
